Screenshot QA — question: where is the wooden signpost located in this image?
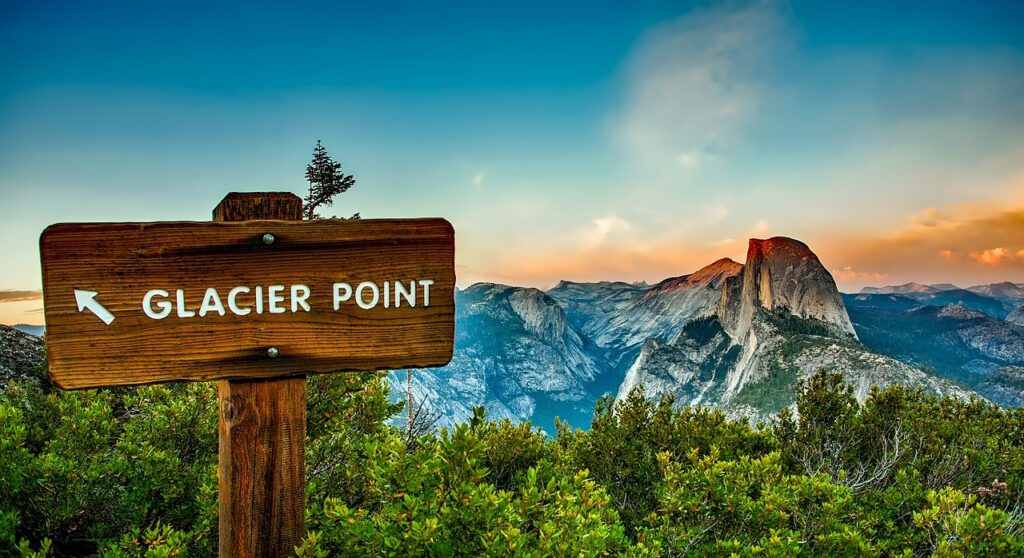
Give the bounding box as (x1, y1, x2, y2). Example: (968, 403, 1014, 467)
(38, 192, 455, 557)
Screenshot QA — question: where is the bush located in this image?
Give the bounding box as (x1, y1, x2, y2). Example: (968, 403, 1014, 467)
(4, 363, 1024, 556)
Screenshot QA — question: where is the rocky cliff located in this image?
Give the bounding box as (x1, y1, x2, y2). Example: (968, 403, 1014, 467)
(0, 324, 45, 388)
(390, 283, 610, 431)
(719, 237, 856, 341)
(614, 238, 967, 421)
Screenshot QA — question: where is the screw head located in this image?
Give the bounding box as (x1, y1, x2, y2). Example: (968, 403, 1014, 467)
(262, 233, 275, 245)
(267, 347, 280, 358)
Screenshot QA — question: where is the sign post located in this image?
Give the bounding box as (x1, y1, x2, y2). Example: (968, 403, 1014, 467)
(38, 192, 456, 557)
(214, 193, 306, 557)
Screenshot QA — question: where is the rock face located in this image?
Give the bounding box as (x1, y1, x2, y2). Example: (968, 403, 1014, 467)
(549, 258, 741, 354)
(615, 237, 967, 421)
(0, 324, 45, 387)
(719, 237, 856, 341)
(389, 283, 609, 432)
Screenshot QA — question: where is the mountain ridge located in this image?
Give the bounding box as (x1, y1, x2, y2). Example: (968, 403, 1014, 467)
(396, 236, 994, 431)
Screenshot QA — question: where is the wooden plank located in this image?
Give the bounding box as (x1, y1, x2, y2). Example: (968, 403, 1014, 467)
(215, 192, 306, 558)
(219, 374, 307, 558)
(39, 216, 455, 389)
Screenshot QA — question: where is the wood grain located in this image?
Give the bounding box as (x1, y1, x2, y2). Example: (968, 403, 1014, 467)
(39, 214, 455, 389)
(215, 192, 306, 558)
(219, 376, 307, 558)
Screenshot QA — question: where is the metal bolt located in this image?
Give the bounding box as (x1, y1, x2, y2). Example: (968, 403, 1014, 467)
(262, 233, 275, 245)
(267, 347, 280, 358)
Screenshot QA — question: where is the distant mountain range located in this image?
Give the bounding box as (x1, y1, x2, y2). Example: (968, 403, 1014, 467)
(11, 324, 45, 337)
(392, 237, 1022, 432)
(858, 282, 1023, 318)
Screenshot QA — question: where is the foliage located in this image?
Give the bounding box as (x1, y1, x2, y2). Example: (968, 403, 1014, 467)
(4, 359, 1024, 556)
(556, 390, 775, 536)
(303, 139, 357, 220)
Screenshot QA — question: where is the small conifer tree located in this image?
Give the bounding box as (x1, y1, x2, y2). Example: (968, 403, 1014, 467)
(303, 139, 356, 219)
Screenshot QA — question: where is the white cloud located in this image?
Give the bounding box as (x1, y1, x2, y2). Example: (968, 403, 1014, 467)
(832, 266, 890, 283)
(618, 1, 788, 169)
(582, 214, 633, 247)
(472, 172, 485, 186)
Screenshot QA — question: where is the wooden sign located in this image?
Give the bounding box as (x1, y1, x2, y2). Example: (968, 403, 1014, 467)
(40, 217, 455, 389)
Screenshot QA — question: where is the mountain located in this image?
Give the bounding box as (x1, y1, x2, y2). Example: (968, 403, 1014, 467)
(859, 283, 1013, 318)
(861, 282, 947, 295)
(1009, 306, 1024, 326)
(719, 237, 856, 340)
(844, 294, 1024, 406)
(548, 258, 742, 357)
(391, 284, 612, 432)
(0, 324, 45, 388)
(619, 238, 963, 420)
(396, 236, 982, 432)
(859, 282, 1024, 318)
(12, 324, 45, 337)
(401, 259, 749, 432)
(968, 282, 1024, 307)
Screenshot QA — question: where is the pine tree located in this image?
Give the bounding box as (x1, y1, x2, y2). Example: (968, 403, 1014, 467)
(304, 139, 357, 220)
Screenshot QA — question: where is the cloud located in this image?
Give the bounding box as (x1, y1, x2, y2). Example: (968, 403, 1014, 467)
(822, 203, 1024, 287)
(618, 0, 788, 169)
(831, 266, 889, 283)
(911, 208, 958, 229)
(0, 290, 42, 303)
(472, 172, 485, 186)
(582, 215, 633, 247)
(970, 247, 1014, 266)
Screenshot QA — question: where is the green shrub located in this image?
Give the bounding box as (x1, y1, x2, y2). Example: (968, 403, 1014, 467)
(4, 362, 1024, 556)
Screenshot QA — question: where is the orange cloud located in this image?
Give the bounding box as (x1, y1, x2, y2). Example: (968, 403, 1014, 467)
(821, 204, 1024, 288)
(970, 247, 1014, 266)
(0, 290, 42, 303)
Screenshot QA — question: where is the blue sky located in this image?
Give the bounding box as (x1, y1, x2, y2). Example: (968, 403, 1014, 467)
(2, 0, 1024, 324)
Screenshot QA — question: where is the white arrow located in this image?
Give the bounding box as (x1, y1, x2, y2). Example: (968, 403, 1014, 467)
(74, 289, 115, 325)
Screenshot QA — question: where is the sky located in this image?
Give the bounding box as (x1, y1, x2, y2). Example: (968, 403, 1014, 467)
(2, 0, 1024, 325)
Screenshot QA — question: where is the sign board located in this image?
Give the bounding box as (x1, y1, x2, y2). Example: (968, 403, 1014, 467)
(40, 218, 455, 389)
